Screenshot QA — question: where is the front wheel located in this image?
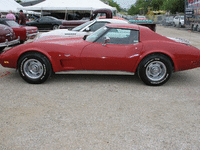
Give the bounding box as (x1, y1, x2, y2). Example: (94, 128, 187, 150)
(0, 47, 5, 52)
(137, 54, 172, 86)
(18, 53, 52, 84)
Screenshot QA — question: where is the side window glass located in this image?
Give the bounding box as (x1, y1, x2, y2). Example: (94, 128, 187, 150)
(39, 18, 46, 22)
(89, 22, 107, 32)
(96, 28, 139, 45)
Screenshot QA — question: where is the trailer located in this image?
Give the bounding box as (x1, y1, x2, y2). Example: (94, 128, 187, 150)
(185, 0, 200, 31)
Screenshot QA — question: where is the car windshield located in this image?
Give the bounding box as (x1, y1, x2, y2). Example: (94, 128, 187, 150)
(6, 21, 20, 27)
(72, 20, 93, 31)
(85, 26, 108, 42)
(180, 16, 184, 20)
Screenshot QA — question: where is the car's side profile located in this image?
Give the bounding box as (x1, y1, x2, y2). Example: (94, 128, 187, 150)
(0, 24, 200, 86)
(26, 16, 63, 30)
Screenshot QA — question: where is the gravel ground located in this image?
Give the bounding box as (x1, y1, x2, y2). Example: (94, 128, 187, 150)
(0, 26, 200, 150)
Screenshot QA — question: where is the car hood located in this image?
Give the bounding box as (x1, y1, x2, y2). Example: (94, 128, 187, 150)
(37, 29, 86, 39)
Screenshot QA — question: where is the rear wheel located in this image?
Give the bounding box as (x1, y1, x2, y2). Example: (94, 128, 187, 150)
(138, 54, 172, 86)
(18, 53, 52, 84)
(52, 25, 59, 30)
(192, 25, 196, 31)
(197, 25, 200, 32)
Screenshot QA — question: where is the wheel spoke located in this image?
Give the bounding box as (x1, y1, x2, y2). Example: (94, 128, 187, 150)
(23, 59, 43, 79)
(146, 61, 167, 82)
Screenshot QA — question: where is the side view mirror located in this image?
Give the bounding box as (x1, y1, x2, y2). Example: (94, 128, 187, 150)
(85, 27, 90, 32)
(103, 36, 110, 46)
(83, 35, 88, 40)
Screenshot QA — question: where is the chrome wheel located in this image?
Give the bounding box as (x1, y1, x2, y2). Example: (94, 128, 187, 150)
(146, 61, 167, 82)
(53, 25, 59, 30)
(23, 59, 44, 79)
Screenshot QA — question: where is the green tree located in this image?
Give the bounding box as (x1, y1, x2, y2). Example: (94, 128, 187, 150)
(128, 0, 185, 15)
(16, 0, 22, 3)
(161, 0, 184, 14)
(128, 0, 151, 15)
(109, 0, 121, 12)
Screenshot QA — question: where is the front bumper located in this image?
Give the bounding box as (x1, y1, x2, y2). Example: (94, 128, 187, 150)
(0, 36, 20, 47)
(27, 32, 39, 39)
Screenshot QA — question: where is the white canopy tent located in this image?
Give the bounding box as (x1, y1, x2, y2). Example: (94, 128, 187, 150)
(0, 0, 23, 13)
(23, 0, 116, 15)
(0, 0, 40, 15)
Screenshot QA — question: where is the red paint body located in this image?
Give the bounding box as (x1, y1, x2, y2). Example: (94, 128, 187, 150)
(11, 26, 38, 41)
(0, 24, 200, 74)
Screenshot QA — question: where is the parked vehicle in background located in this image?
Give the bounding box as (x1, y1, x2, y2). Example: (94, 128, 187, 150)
(173, 16, 185, 27)
(162, 16, 174, 26)
(60, 8, 156, 32)
(26, 16, 63, 30)
(37, 19, 129, 39)
(59, 8, 113, 29)
(135, 16, 147, 20)
(0, 24, 20, 52)
(185, 0, 200, 31)
(0, 18, 38, 44)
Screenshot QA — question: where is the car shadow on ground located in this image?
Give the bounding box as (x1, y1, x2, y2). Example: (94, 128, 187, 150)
(1, 68, 198, 87)
(49, 74, 142, 85)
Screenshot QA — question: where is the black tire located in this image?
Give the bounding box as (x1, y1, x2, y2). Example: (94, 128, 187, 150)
(20, 40, 25, 44)
(18, 53, 52, 84)
(137, 54, 172, 86)
(173, 22, 176, 27)
(179, 22, 181, 28)
(197, 25, 200, 32)
(192, 25, 196, 31)
(52, 25, 59, 30)
(0, 47, 5, 52)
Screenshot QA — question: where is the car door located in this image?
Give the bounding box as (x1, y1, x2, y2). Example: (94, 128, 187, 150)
(81, 28, 142, 72)
(37, 17, 53, 29)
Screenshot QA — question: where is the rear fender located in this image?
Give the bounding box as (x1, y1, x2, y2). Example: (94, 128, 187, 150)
(133, 50, 176, 73)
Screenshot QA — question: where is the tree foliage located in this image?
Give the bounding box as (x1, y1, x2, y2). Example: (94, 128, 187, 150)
(108, 0, 121, 12)
(128, 0, 185, 15)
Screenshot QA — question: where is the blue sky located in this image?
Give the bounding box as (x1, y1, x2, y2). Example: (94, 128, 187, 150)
(113, 0, 136, 8)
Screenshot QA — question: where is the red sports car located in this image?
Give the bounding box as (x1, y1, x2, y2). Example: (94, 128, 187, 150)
(0, 24, 20, 51)
(0, 18, 39, 44)
(0, 24, 200, 86)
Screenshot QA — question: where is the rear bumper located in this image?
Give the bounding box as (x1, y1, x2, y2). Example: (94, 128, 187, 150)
(0, 36, 20, 47)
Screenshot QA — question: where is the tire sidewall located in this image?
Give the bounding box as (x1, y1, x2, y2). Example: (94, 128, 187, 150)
(53, 25, 58, 30)
(138, 55, 172, 86)
(18, 54, 51, 84)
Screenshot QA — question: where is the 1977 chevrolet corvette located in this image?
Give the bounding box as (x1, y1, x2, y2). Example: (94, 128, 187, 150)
(0, 24, 200, 85)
